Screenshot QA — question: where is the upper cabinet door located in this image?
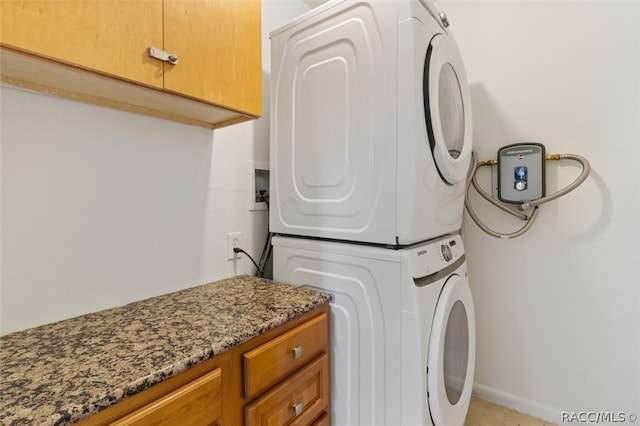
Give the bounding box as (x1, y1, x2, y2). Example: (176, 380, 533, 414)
(163, 0, 262, 116)
(0, 0, 164, 88)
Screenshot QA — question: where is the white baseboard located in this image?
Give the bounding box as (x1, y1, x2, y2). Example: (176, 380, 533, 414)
(472, 382, 561, 424)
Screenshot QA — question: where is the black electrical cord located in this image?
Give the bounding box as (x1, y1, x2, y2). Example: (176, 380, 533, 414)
(259, 192, 270, 211)
(256, 232, 273, 278)
(235, 193, 272, 278)
(233, 247, 261, 274)
(254, 192, 272, 278)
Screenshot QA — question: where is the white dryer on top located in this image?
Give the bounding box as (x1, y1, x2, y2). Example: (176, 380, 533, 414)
(270, 0, 473, 246)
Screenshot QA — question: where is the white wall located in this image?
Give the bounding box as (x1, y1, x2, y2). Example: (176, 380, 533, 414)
(440, 0, 640, 421)
(3, 0, 639, 419)
(0, 0, 311, 335)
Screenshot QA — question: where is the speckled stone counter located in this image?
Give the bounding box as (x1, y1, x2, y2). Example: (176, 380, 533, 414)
(0, 275, 332, 425)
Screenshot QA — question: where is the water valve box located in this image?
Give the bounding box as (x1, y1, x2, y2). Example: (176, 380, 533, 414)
(497, 143, 546, 203)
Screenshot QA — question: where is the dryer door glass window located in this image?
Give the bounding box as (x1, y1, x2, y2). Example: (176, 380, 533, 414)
(438, 64, 465, 160)
(443, 300, 469, 404)
(423, 34, 473, 185)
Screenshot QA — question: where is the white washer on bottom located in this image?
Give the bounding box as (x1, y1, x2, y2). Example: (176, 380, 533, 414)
(272, 234, 475, 426)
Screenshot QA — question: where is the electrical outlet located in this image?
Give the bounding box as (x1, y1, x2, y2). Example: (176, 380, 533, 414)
(227, 232, 243, 260)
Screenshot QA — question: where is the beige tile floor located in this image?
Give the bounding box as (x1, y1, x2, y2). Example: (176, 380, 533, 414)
(465, 397, 556, 426)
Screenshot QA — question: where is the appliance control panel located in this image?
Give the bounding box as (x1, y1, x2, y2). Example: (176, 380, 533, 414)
(408, 234, 464, 278)
(497, 143, 546, 203)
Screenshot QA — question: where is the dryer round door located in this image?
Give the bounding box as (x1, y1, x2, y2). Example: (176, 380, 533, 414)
(427, 273, 476, 426)
(423, 34, 473, 185)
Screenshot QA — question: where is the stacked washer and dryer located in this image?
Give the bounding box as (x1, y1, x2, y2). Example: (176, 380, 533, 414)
(269, 1, 475, 425)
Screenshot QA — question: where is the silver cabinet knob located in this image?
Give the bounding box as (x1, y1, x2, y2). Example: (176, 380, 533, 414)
(292, 346, 303, 359)
(293, 402, 304, 416)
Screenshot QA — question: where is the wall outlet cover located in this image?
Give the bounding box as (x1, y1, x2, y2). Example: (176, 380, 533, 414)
(226, 232, 243, 260)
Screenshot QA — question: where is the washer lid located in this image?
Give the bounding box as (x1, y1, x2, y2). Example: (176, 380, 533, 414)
(427, 274, 476, 425)
(423, 33, 473, 185)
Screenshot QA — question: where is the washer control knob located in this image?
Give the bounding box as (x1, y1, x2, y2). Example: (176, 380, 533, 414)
(441, 244, 452, 262)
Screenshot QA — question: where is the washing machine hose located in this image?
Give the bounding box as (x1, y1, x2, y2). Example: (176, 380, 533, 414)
(464, 151, 591, 239)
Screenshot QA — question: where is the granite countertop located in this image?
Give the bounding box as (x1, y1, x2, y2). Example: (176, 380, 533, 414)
(0, 275, 332, 426)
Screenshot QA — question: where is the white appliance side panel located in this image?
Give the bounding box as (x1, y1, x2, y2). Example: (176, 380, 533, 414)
(273, 243, 403, 426)
(396, 17, 466, 245)
(270, 1, 398, 244)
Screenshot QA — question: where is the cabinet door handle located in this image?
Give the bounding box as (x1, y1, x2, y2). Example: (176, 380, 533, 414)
(293, 402, 304, 416)
(148, 46, 178, 65)
(292, 345, 303, 359)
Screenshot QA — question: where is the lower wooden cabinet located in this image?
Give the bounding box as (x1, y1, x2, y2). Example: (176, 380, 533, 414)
(310, 413, 330, 426)
(243, 312, 329, 400)
(77, 305, 330, 426)
(111, 368, 222, 426)
(245, 354, 330, 426)
(243, 312, 330, 425)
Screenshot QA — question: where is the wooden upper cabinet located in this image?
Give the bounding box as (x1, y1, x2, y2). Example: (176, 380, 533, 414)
(0, 0, 262, 128)
(0, 0, 164, 88)
(164, 0, 262, 116)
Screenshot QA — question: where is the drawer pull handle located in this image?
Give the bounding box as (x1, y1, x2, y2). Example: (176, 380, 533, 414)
(293, 402, 304, 416)
(292, 345, 303, 359)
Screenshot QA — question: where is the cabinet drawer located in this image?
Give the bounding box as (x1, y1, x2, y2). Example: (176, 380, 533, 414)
(310, 412, 330, 426)
(244, 313, 329, 399)
(111, 368, 222, 426)
(244, 353, 330, 426)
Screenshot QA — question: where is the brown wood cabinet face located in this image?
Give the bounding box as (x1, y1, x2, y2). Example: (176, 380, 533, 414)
(310, 412, 330, 426)
(244, 354, 330, 426)
(111, 368, 222, 426)
(0, 0, 262, 127)
(243, 313, 330, 400)
(0, 0, 163, 88)
(163, 0, 262, 116)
